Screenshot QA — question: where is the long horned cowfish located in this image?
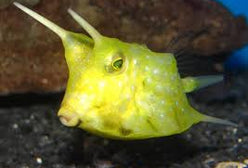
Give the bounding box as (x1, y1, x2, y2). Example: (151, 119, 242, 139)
(14, 2, 236, 140)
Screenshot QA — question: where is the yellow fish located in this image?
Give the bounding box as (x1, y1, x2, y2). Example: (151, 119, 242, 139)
(14, 2, 236, 140)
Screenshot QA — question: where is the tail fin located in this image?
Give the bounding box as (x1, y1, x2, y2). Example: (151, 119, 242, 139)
(190, 107, 237, 127)
(201, 114, 237, 127)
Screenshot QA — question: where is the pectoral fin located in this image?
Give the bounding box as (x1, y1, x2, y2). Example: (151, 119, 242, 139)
(182, 75, 223, 93)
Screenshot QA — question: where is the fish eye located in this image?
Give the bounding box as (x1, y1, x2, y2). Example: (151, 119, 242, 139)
(112, 58, 123, 70)
(105, 53, 126, 74)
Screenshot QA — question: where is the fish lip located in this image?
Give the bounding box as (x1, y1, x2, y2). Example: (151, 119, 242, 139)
(58, 111, 82, 127)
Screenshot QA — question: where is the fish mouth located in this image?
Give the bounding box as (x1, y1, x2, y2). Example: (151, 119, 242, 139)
(59, 115, 82, 127)
(58, 109, 82, 127)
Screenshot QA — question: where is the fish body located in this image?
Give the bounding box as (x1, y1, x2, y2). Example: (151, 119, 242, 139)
(62, 36, 202, 139)
(14, 2, 235, 140)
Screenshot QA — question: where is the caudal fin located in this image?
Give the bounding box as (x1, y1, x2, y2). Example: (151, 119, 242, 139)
(201, 114, 237, 127)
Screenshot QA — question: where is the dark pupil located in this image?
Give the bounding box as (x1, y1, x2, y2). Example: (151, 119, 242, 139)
(113, 59, 123, 69)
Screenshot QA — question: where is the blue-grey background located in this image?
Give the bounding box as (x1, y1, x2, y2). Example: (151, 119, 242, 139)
(217, 0, 248, 71)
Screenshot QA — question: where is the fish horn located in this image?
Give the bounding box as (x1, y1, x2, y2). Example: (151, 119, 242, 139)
(13, 2, 67, 39)
(67, 8, 102, 44)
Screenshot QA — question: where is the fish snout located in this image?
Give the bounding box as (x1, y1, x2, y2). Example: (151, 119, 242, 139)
(58, 108, 82, 127)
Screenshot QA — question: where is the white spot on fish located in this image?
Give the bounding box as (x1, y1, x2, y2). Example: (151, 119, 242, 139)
(160, 114, 165, 118)
(79, 94, 96, 109)
(145, 66, 150, 71)
(99, 81, 105, 89)
(133, 59, 137, 65)
(145, 78, 152, 84)
(125, 94, 131, 100)
(118, 81, 123, 87)
(155, 85, 164, 92)
(131, 85, 136, 91)
(153, 69, 159, 75)
(146, 55, 150, 59)
(79, 94, 88, 104)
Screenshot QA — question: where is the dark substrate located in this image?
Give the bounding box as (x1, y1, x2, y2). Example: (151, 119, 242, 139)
(0, 73, 248, 168)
